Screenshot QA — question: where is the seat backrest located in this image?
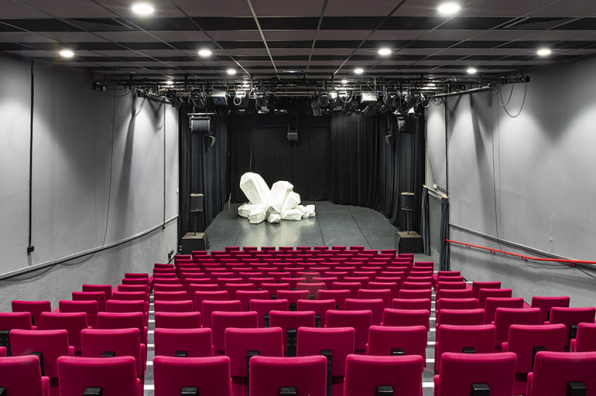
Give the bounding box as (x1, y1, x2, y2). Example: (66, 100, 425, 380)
(225, 283, 255, 298)
(530, 296, 571, 323)
(10, 329, 71, 378)
(11, 300, 51, 327)
(225, 327, 284, 378)
(153, 355, 232, 396)
(236, 290, 270, 311)
(0, 312, 33, 333)
(296, 283, 326, 299)
(435, 281, 467, 293)
(202, 300, 242, 328)
(40, 312, 88, 352)
(367, 282, 398, 299)
(437, 352, 516, 396)
(59, 300, 99, 328)
(154, 328, 213, 357)
(472, 281, 502, 298)
(80, 328, 143, 375)
(483, 297, 524, 324)
(344, 354, 423, 396)
(0, 355, 46, 395)
(57, 356, 138, 396)
(398, 289, 432, 300)
(106, 299, 146, 315)
(494, 308, 541, 347)
(436, 298, 478, 312)
(357, 289, 392, 308)
(366, 325, 427, 366)
(249, 355, 327, 396)
(573, 323, 596, 352)
(72, 292, 106, 312)
(391, 298, 432, 311)
(345, 298, 384, 325)
(437, 308, 486, 327)
(277, 290, 310, 306)
(382, 308, 430, 331)
(250, 299, 289, 328)
(81, 285, 112, 300)
(316, 290, 350, 309)
(296, 327, 354, 376)
(269, 311, 316, 355)
(154, 300, 194, 313)
(528, 351, 596, 396)
(212, 311, 258, 352)
(505, 324, 566, 373)
(193, 290, 229, 314)
(113, 291, 148, 302)
(153, 284, 185, 293)
(435, 324, 496, 373)
(296, 299, 335, 327)
(331, 282, 361, 298)
(478, 289, 513, 308)
(154, 312, 202, 329)
(549, 307, 596, 345)
(326, 310, 372, 351)
(154, 291, 188, 302)
(436, 289, 473, 300)
(97, 312, 146, 344)
(116, 284, 148, 294)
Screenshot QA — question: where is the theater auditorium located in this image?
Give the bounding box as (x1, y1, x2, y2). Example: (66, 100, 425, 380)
(0, 0, 595, 395)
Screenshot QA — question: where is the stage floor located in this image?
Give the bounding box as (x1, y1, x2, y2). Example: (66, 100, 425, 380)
(206, 201, 434, 264)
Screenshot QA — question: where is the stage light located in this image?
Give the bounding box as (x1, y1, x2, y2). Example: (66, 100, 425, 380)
(380, 91, 398, 113)
(210, 92, 228, 107)
(354, 68, 364, 74)
(378, 48, 391, 56)
(190, 90, 206, 108)
(427, 83, 436, 87)
(466, 67, 477, 75)
(131, 3, 154, 15)
(255, 91, 269, 114)
(59, 49, 74, 58)
(166, 90, 182, 108)
(360, 91, 378, 103)
(227, 69, 237, 75)
(537, 48, 552, 57)
(165, 80, 174, 85)
(343, 98, 359, 116)
(341, 79, 348, 84)
(198, 49, 212, 57)
(318, 91, 329, 107)
(438, 2, 460, 15)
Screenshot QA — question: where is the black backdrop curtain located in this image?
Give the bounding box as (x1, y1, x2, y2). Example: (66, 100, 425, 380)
(330, 113, 425, 230)
(179, 110, 229, 240)
(228, 112, 331, 201)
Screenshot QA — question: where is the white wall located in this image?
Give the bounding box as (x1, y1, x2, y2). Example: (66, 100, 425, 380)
(426, 55, 596, 307)
(0, 53, 179, 311)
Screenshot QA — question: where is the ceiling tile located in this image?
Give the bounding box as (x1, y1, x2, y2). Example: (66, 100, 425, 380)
(251, 0, 325, 17)
(207, 30, 262, 41)
(316, 30, 373, 40)
(96, 31, 161, 42)
(529, 0, 596, 17)
(150, 30, 210, 42)
(461, 0, 555, 17)
(325, 0, 402, 17)
(174, 0, 253, 17)
(0, 32, 57, 43)
(40, 32, 109, 42)
(92, 0, 186, 18)
(263, 30, 316, 41)
(368, 30, 427, 40)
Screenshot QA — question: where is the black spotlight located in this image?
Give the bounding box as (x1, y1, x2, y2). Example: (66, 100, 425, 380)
(166, 90, 182, 108)
(205, 134, 216, 148)
(190, 89, 206, 109)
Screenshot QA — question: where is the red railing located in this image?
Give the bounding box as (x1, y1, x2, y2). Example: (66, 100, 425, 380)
(445, 239, 596, 266)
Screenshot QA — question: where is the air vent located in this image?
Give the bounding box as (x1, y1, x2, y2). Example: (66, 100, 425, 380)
(501, 17, 572, 30)
(68, 18, 135, 31)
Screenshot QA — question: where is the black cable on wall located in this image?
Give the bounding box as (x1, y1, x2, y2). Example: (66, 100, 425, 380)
(27, 59, 35, 255)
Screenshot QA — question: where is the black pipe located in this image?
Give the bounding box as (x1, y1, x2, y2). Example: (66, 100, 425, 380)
(27, 59, 35, 255)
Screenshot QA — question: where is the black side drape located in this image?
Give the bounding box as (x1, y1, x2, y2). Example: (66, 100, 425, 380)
(421, 188, 430, 255)
(439, 197, 450, 270)
(329, 113, 425, 229)
(179, 110, 229, 241)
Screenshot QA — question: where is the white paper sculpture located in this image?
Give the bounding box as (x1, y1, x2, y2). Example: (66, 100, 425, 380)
(239, 172, 315, 224)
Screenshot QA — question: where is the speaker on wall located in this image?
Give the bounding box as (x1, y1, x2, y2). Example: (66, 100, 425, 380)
(190, 116, 210, 134)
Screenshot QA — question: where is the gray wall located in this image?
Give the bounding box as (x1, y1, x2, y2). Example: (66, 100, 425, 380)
(426, 55, 596, 307)
(0, 53, 179, 311)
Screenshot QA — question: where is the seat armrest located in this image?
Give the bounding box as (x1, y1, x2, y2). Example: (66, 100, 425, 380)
(42, 376, 50, 396)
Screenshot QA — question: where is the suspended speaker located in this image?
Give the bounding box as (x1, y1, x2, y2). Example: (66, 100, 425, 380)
(401, 192, 415, 210)
(287, 131, 298, 142)
(205, 134, 216, 148)
(190, 193, 204, 213)
(385, 133, 395, 146)
(190, 116, 210, 134)
(402, 116, 419, 134)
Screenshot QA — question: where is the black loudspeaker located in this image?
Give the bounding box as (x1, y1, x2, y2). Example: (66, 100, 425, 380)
(205, 134, 216, 148)
(402, 116, 419, 134)
(190, 194, 204, 213)
(401, 192, 415, 210)
(288, 131, 298, 142)
(190, 116, 210, 133)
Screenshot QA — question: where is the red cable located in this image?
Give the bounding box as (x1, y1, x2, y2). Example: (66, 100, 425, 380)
(445, 239, 596, 266)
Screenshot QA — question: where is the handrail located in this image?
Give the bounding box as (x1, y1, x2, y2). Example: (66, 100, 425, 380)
(445, 239, 596, 266)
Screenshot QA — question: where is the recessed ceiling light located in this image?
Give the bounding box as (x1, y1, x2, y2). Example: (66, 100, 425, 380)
(285, 70, 298, 73)
(59, 49, 74, 58)
(341, 79, 348, 84)
(438, 2, 460, 15)
(537, 48, 552, 57)
(427, 83, 436, 87)
(467, 67, 477, 75)
(378, 48, 391, 56)
(227, 69, 237, 75)
(131, 3, 154, 15)
(354, 68, 364, 74)
(165, 80, 174, 85)
(198, 49, 212, 57)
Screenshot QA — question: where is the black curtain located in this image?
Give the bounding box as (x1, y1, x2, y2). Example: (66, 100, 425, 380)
(439, 197, 450, 270)
(330, 113, 425, 229)
(179, 110, 229, 240)
(228, 112, 331, 202)
(421, 187, 431, 255)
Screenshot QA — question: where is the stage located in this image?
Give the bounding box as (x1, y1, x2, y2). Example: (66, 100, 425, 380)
(205, 201, 434, 265)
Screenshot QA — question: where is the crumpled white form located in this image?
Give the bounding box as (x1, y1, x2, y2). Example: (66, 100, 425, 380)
(306, 204, 316, 218)
(240, 172, 271, 207)
(238, 203, 263, 218)
(267, 213, 281, 224)
(281, 208, 303, 221)
(268, 181, 294, 214)
(281, 192, 301, 215)
(248, 207, 267, 224)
